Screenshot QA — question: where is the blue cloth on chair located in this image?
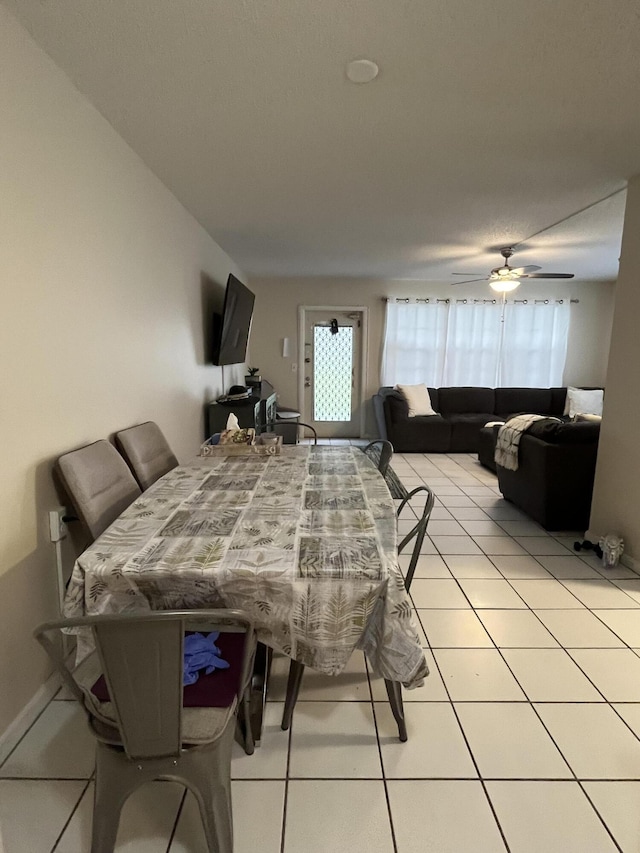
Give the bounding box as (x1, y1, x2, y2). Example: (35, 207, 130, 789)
(183, 631, 230, 686)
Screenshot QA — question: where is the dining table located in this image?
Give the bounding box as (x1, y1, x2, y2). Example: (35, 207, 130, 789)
(63, 444, 429, 742)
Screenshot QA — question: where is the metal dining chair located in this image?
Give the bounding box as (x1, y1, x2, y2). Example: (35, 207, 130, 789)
(396, 485, 436, 591)
(55, 440, 142, 541)
(34, 609, 256, 853)
(115, 421, 179, 490)
(362, 439, 394, 476)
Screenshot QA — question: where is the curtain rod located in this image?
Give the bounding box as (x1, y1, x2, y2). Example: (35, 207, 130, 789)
(382, 297, 579, 304)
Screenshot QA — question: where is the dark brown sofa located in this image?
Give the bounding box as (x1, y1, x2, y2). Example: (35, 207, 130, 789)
(494, 420, 601, 531)
(373, 386, 569, 453)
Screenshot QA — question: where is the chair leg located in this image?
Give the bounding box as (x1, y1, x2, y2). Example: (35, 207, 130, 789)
(189, 724, 235, 853)
(281, 660, 305, 731)
(404, 546, 419, 592)
(384, 679, 408, 742)
(235, 684, 255, 756)
(248, 643, 272, 747)
(91, 745, 131, 853)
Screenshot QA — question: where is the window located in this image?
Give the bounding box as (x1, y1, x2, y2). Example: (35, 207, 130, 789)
(381, 301, 448, 386)
(381, 299, 570, 387)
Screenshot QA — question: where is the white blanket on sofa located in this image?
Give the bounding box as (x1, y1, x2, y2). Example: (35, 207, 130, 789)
(495, 415, 560, 471)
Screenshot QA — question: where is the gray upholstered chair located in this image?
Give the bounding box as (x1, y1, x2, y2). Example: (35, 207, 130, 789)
(115, 421, 178, 490)
(34, 609, 256, 853)
(55, 440, 142, 541)
(362, 439, 394, 477)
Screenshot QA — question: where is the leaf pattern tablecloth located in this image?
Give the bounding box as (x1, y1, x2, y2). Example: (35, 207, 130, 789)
(63, 446, 428, 688)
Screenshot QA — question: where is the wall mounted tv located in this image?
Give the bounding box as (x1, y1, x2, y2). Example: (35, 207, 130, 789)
(212, 274, 255, 366)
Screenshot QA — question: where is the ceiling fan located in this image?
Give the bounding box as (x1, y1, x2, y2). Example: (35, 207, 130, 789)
(451, 247, 575, 292)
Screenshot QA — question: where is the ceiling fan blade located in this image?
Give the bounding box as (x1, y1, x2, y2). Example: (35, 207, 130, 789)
(450, 278, 486, 285)
(451, 272, 484, 276)
(511, 265, 541, 274)
(521, 273, 575, 279)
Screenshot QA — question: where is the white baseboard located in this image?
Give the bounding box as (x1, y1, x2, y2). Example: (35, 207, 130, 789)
(0, 671, 61, 765)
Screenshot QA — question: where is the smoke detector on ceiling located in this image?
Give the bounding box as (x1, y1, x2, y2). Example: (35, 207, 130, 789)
(346, 59, 379, 84)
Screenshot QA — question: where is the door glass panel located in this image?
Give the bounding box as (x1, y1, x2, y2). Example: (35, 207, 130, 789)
(313, 325, 353, 421)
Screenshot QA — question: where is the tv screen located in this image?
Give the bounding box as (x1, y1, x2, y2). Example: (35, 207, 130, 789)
(212, 274, 255, 366)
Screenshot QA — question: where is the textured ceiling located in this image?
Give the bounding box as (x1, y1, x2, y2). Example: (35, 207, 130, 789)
(5, 0, 639, 280)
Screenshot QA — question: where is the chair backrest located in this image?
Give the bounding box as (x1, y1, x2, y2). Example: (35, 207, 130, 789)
(55, 440, 142, 541)
(115, 421, 178, 490)
(397, 485, 436, 591)
(287, 421, 318, 445)
(258, 420, 318, 445)
(363, 440, 394, 477)
(34, 610, 254, 761)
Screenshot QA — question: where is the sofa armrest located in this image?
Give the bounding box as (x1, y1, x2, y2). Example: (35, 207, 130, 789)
(372, 394, 388, 441)
(496, 434, 599, 530)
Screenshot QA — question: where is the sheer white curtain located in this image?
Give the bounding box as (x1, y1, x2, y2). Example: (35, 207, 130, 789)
(442, 301, 504, 386)
(381, 301, 449, 386)
(381, 298, 570, 388)
(500, 299, 570, 386)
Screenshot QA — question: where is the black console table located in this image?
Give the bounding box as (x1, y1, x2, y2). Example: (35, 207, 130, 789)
(205, 392, 277, 439)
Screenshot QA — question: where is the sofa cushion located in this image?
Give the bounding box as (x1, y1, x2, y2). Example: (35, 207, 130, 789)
(388, 415, 451, 453)
(437, 387, 495, 415)
(447, 413, 496, 452)
(385, 392, 409, 421)
(526, 420, 601, 444)
(494, 388, 553, 418)
(478, 425, 501, 472)
(549, 388, 568, 417)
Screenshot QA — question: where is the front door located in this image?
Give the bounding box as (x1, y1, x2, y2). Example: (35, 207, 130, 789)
(301, 309, 364, 438)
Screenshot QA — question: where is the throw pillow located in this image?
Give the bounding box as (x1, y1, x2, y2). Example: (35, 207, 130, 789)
(563, 387, 604, 418)
(395, 384, 437, 417)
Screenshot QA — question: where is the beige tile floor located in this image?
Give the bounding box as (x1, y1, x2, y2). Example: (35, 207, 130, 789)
(2, 447, 640, 851)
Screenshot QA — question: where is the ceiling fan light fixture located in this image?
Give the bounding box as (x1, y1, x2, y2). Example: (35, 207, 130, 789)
(489, 278, 520, 293)
(450, 248, 574, 288)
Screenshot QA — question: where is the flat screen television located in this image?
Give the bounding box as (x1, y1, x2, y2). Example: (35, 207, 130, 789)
(212, 274, 255, 366)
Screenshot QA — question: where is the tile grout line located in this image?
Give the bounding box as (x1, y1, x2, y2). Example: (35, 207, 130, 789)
(576, 782, 625, 853)
(165, 789, 188, 853)
(279, 693, 293, 853)
(403, 457, 639, 848)
(6, 450, 640, 851)
(0, 696, 55, 773)
(365, 657, 398, 853)
(49, 777, 92, 853)
(410, 607, 512, 852)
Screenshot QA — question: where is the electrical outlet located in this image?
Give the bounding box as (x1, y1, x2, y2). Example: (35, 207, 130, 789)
(49, 507, 69, 543)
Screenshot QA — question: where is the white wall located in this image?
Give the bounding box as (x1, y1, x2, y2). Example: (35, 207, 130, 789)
(589, 175, 640, 564)
(0, 8, 245, 736)
(248, 276, 615, 435)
